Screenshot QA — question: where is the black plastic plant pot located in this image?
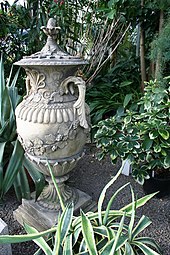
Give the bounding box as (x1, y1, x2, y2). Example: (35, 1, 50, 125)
(143, 175, 170, 198)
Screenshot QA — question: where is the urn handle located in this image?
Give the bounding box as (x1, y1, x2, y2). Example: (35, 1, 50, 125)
(60, 76, 88, 129)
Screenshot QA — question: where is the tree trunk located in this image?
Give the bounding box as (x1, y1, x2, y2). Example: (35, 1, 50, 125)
(155, 9, 164, 79)
(140, 0, 146, 92)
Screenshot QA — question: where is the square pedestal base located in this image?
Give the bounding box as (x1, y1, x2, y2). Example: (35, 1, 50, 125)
(13, 189, 97, 232)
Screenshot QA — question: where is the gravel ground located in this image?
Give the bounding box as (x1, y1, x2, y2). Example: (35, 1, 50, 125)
(0, 144, 170, 255)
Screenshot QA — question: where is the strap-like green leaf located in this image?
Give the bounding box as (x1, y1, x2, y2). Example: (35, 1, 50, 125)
(81, 210, 98, 255)
(48, 162, 65, 211)
(23, 156, 45, 200)
(128, 186, 136, 241)
(0, 142, 6, 191)
(98, 160, 126, 225)
(103, 182, 130, 225)
(63, 234, 73, 255)
(0, 227, 57, 244)
(132, 215, 151, 239)
(124, 242, 135, 255)
(101, 214, 126, 255)
(132, 241, 161, 255)
(134, 237, 162, 253)
(120, 192, 158, 213)
(53, 204, 73, 254)
(13, 166, 31, 201)
(1, 140, 24, 198)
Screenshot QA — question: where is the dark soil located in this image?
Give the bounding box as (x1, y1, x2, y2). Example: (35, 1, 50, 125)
(0, 144, 170, 255)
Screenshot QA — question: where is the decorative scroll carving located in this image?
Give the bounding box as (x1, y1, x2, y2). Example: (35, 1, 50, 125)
(60, 76, 89, 129)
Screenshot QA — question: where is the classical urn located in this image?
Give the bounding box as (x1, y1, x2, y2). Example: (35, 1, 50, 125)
(14, 18, 93, 229)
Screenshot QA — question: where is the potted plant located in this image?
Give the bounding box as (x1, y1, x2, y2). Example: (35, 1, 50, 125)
(95, 79, 170, 197)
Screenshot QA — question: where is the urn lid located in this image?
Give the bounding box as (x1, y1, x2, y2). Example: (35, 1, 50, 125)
(15, 18, 87, 66)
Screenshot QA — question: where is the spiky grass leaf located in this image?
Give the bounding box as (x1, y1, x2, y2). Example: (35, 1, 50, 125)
(98, 160, 126, 225)
(103, 182, 130, 225)
(53, 203, 73, 254)
(0, 227, 57, 244)
(101, 214, 126, 255)
(134, 237, 162, 254)
(128, 186, 136, 241)
(132, 241, 161, 255)
(81, 210, 98, 255)
(132, 215, 151, 239)
(120, 192, 158, 213)
(48, 161, 65, 211)
(63, 234, 73, 255)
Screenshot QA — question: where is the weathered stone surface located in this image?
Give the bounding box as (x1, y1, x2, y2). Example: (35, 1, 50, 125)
(0, 218, 12, 255)
(13, 189, 97, 232)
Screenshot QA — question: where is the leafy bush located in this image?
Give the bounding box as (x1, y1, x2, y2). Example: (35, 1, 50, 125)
(86, 55, 140, 125)
(0, 164, 162, 255)
(95, 79, 170, 184)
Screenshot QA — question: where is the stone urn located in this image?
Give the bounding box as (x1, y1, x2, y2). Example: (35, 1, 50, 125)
(14, 18, 94, 230)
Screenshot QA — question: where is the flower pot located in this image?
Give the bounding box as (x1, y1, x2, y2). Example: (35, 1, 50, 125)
(143, 174, 170, 198)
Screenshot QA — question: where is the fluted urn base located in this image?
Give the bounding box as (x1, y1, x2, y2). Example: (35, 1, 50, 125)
(37, 176, 79, 210)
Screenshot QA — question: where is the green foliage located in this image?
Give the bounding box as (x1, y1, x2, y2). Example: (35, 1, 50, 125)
(95, 79, 170, 184)
(86, 55, 141, 124)
(0, 56, 45, 201)
(151, 19, 170, 78)
(0, 165, 162, 255)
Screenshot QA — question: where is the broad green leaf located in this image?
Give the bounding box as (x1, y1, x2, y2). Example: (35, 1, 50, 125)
(0, 54, 5, 119)
(123, 94, 133, 108)
(98, 161, 126, 225)
(164, 154, 170, 168)
(1, 140, 24, 197)
(1, 88, 11, 124)
(24, 223, 53, 255)
(158, 129, 169, 140)
(23, 156, 45, 200)
(132, 215, 151, 239)
(13, 166, 31, 201)
(0, 142, 6, 191)
(81, 210, 98, 255)
(142, 137, 153, 150)
(149, 131, 158, 139)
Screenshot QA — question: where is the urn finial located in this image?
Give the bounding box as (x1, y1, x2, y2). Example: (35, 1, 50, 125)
(41, 18, 61, 40)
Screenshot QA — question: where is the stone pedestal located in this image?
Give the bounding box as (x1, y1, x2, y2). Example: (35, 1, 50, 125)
(13, 189, 97, 232)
